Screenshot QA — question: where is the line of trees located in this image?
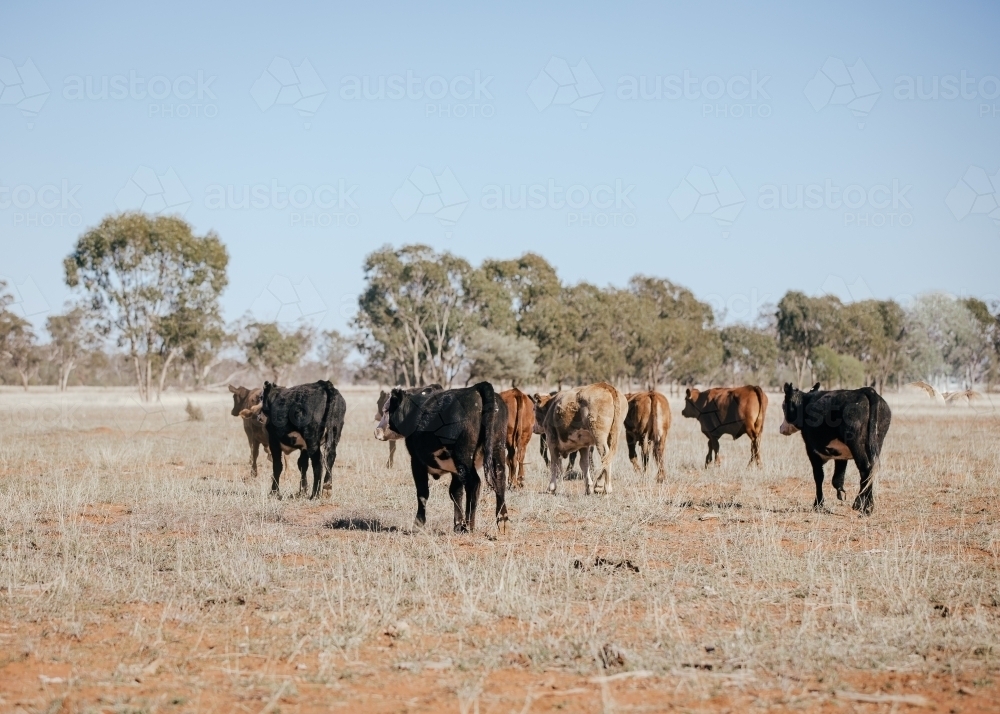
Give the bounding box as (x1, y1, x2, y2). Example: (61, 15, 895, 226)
(1, 215, 999, 395)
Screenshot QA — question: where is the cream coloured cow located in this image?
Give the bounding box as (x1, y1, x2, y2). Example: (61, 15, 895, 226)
(531, 382, 627, 495)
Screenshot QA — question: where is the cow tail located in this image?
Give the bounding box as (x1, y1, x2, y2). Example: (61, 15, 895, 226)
(474, 382, 500, 491)
(511, 393, 523, 470)
(319, 381, 341, 478)
(608, 386, 623, 454)
(864, 387, 882, 471)
(751, 385, 766, 436)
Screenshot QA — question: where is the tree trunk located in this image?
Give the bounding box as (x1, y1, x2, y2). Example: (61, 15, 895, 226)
(157, 348, 180, 399)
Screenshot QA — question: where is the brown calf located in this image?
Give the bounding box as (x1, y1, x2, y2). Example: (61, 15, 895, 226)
(229, 384, 270, 480)
(624, 391, 671, 482)
(499, 388, 535, 488)
(681, 386, 767, 467)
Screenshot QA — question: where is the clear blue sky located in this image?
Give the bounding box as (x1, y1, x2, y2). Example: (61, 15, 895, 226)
(2, 0, 999, 333)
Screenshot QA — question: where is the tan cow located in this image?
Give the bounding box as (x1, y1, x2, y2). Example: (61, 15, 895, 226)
(229, 385, 272, 480)
(499, 388, 535, 488)
(624, 391, 671, 482)
(682, 386, 767, 467)
(532, 382, 627, 495)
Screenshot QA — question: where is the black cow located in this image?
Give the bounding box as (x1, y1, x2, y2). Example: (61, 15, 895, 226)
(375, 382, 508, 534)
(375, 384, 442, 467)
(779, 383, 891, 514)
(249, 380, 347, 499)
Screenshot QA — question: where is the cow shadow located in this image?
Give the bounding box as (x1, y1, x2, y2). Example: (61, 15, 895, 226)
(667, 499, 815, 515)
(324, 516, 399, 533)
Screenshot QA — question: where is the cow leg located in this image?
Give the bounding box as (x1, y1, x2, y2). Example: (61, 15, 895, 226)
(705, 437, 720, 468)
(386, 440, 395, 469)
(323, 428, 339, 494)
(832, 460, 848, 502)
(268, 436, 284, 498)
(641, 438, 650, 472)
(594, 443, 613, 495)
(505, 443, 517, 489)
(580, 447, 595, 495)
(546, 439, 563, 494)
(808, 450, 827, 510)
(653, 435, 667, 483)
(540, 434, 549, 467)
(411, 456, 430, 529)
(296, 452, 310, 496)
(449, 474, 468, 533)
(627, 433, 641, 474)
(849, 444, 875, 515)
(464, 469, 482, 533)
(309, 449, 324, 499)
(754, 433, 763, 467)
(494, 442, 509, 535)
(248, 439, 260, 481)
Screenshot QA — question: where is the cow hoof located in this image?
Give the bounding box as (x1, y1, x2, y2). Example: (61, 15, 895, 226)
(837, 489, 847, 501)
(852, 498, 873, 515)
(454, 523, 469, 534)
(269, 491, 282, 500)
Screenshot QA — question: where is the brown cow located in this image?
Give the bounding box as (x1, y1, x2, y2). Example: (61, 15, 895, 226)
(229, 384, 282, 480)
(681, 386, 767, 467)
(532, 382, 626, 495)
(499, 388, 535, 488)
(624, 391, 671, 482)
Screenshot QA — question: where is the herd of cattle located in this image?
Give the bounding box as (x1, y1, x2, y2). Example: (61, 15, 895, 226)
(229, 379, 891, 533)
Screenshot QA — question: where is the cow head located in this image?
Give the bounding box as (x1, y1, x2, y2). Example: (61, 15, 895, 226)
(374, 388, 409, 441)
(530, 392, 556, 434)
(681, 388, 701, 419)
(779, 383, 803, 435)
(229, 384, 262, 417)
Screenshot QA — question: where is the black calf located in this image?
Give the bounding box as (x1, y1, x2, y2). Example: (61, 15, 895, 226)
(779, 383, 891, 514)
(258, 380, 347, 499)
(375, 382, 508, 533)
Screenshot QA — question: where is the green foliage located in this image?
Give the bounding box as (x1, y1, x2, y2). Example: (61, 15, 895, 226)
(241, 321, 312, 384)
(319, 329, 353, 384)
(464, 328, 538, 387)
(63, 212, 229, 400)
(811, 345, 865, 388)
(721, 324, 778, 384)
(46, 304, 101, 391)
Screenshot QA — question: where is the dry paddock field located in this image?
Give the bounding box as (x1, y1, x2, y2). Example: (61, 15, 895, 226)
(0, 386, 999, 714)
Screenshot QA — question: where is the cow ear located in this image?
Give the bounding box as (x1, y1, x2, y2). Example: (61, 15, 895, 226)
(811, 383, 821, 392)
(228, 384, 238, 393)
(685, 388, 691, 398)
(784, 383, 792, 394)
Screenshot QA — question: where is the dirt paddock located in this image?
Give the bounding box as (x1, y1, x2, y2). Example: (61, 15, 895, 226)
(0, 386, 998, 713)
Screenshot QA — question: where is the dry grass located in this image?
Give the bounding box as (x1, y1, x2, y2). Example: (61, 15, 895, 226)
(0, 386, 998, 712)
